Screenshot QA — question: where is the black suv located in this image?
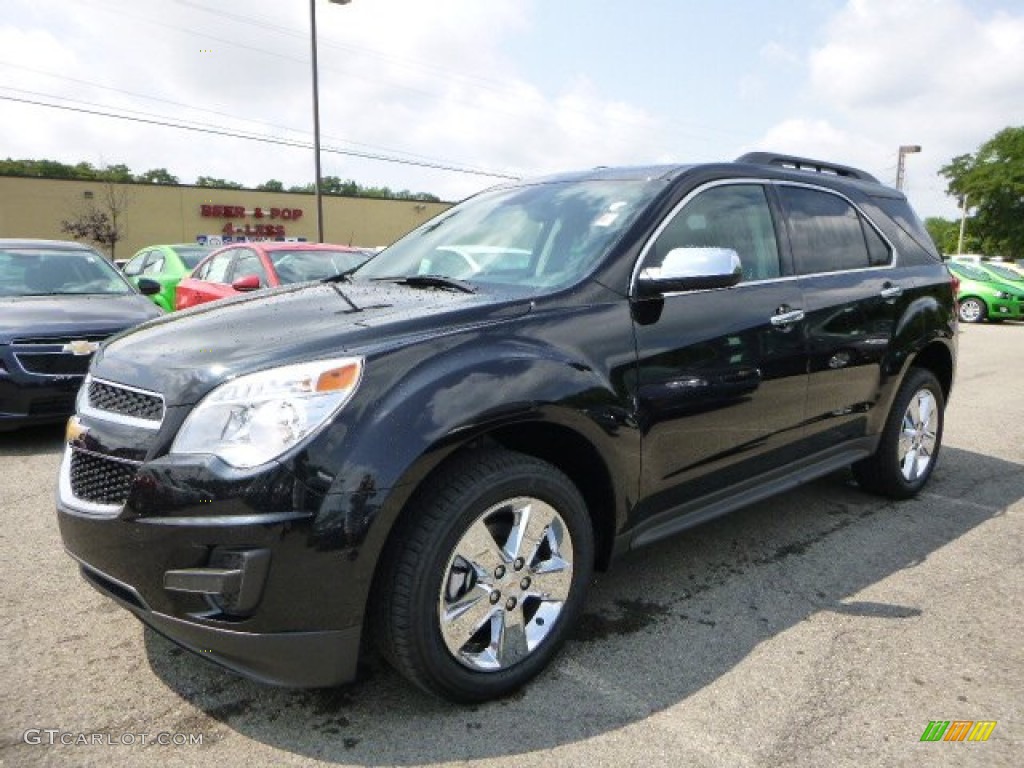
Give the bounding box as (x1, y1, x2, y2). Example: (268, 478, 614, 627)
(57, 153, 956, 702)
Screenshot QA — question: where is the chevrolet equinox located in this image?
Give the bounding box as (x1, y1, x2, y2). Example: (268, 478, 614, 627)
(57, 153, 957, 703)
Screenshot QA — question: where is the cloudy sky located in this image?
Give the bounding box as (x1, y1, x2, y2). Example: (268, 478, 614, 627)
(3, 0, 1023, 218)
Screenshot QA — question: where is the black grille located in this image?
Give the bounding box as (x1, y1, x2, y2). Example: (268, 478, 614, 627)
(15, 353, 91, 376)
(88, 380, 163, 422)
(69, 449, 137, 506)
(12, 333, 111, 346)
(29, 395, 77, 416)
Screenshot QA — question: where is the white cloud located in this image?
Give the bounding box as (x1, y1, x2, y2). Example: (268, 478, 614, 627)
(770, 0, 1024, 217)
(0, 0, 670, 203)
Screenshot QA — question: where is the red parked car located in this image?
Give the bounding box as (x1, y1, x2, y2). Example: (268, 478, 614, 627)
(175, 242, 371, 310)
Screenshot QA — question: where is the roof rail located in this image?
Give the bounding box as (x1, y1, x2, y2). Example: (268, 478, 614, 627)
(736, 152, 879, 183)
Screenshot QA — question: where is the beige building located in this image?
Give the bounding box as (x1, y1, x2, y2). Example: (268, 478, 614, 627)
(0, 176, 452, 259)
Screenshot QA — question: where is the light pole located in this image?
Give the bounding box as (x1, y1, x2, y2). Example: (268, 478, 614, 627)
(310, 0, 351, 243)
(896, 144, 921, 192)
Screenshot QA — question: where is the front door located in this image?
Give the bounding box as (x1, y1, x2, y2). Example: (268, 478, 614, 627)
(629, 183, 808, 527)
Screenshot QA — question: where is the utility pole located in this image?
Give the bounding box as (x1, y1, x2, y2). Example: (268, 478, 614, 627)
(310, 0, 352, 243)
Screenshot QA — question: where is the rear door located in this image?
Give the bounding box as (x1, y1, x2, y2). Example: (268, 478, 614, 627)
(630, 182, 809, 525)
(774, 184, 902, 450)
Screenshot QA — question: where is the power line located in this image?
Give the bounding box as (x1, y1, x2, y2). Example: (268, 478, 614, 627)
(86, 0, 734, 147)
(0, 63, 498, 170)
(0, 94, 521, 180)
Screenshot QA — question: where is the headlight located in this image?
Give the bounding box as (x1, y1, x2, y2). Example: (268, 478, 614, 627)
(995, 290, 1011, 299)
(171, 357, 363, 468)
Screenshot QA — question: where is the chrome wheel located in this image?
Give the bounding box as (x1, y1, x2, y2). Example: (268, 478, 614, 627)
(958, 298, 984, 323)
(438, 496, 573, 672)
(898, 389, 938, 482)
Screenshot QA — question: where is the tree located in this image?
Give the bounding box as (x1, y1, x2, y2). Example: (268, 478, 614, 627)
(939, 126, 1024, 259)
(138, 167, 179, 184)
(196, 176, 243, 189)
(257, 179, 284, 192)
(60, 210, 119, 255)
(59, 165, 134, 260)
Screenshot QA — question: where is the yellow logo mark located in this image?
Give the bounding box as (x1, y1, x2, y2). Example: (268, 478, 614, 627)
(65, 416, 87, 444)
(62, 340, 100, 356)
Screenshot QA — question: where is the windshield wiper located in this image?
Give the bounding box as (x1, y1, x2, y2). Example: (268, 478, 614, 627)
(374, 275, 477, 294)
(321, 264, 364, 283)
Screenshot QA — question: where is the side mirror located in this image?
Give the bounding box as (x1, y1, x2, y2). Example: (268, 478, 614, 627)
(232, 274, 262, 292)
(636, 247, 742, 296)
(136, 277, 161, 296)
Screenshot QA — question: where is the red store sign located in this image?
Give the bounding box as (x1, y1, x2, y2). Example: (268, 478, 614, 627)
(200, 204, 304, 238)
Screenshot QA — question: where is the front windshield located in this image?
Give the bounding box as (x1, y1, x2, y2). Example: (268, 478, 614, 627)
(269, 249, 370, 284)
(356, 179, 661, 289)
(0, 247, 132, 297)
(173, 246, 214, 269)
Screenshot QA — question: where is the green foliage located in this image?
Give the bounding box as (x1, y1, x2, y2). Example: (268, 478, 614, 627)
(139, 168, 179, 184)
(196, 175, 244, 189)
(925, 217, 957, 255)
(940, 126, 1024, 259)
(0, 157, 443, 201)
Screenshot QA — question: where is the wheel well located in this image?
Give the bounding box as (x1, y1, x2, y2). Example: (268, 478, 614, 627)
(911, 341, 954, 402)
(376, 422, 618, 574)
(486, 423, 617, 570)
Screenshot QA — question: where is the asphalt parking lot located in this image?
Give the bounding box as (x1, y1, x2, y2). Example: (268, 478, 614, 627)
(1, 323, 1020, 768)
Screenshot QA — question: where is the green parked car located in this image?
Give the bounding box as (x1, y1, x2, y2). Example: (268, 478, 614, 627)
(122, 244, 213, 311)
(947, 261, 1024, 323)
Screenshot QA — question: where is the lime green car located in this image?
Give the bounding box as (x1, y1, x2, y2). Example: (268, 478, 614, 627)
(122, 244, 213, 311)
(947, 261, 1024, 323)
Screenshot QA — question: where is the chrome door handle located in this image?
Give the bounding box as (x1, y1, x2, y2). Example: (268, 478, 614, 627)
(880, 285, 903, 300)
(770, 309, 805, 326)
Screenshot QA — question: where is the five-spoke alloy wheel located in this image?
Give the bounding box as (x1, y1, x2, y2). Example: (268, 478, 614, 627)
(854, 367, 945, 499)
(374, 448, 593, 703)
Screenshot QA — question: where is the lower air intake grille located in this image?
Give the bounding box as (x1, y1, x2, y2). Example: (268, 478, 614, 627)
(69, 448, 138, 506)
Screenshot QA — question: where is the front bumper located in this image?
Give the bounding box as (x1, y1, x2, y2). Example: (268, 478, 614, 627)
(71, 554, 360, 686)
(0, 371, 81, 430)
(57, 444, 377, 688)
(988, 299, 1024, 319)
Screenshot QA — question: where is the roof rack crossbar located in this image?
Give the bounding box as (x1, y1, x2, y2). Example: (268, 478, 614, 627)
(736, 152, 879, 183)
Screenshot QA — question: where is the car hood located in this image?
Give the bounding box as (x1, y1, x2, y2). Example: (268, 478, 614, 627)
(0, 294, 162, 344)
(93, 280, 532, 404)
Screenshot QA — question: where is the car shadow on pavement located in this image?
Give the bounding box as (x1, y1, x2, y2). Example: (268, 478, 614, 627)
(143, 445, 1023, 764)
(0, 423, 65, 456)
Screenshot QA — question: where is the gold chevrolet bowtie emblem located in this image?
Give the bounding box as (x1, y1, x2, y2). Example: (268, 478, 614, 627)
(66, 415, 87, 444)
(63, 340, 100, 356)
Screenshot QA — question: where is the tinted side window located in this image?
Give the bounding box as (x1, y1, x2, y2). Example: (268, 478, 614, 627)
(647, 184, 781, 282)
(203, 251, 235, 283)
(123, 252, 148, 276)
(141, 254, 165, 275)
(779, 187, 890, 274)
(230, 250, 269, 285)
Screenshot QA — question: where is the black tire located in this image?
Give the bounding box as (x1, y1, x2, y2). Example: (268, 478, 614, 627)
(853, 368, 945, 499)
(373, 448, 594, 703)
(958, 297, 987, 323)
